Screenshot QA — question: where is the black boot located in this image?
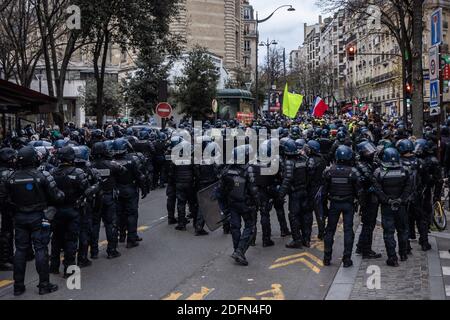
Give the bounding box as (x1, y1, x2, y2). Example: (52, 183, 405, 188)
(362, 250, 382, 260)
(77, 257, 92, 268)
(262, 238, 275, 248)
(231, 250, 248, 266)
(107, 250, 121, 259)
(343, 256, 353, 268)
(126, 241, 139, 249)
(400, 254, 408, 261)
(386, 257, 399, 267)
(119, 233, 126, 243)
(421, 242, 432, 251)
(195, 229, 209, 236)
(168, 217, 178, 225)
(302, 239, 311, 248)
(38, 283, 58, 295)
(285, 240, 303, 249)
(280, 228, 292, 238)
(323, 253, 332, 266)
(14, 284, 26, 296)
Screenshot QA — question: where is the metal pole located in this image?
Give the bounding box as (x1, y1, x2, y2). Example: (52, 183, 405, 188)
(267, 42, 271, 111)
(255, 14, 259, 114)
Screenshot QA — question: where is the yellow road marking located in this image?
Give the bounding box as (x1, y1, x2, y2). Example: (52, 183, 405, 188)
(270, 252, 323, 273)
(99, 240, 108, 247)
(0, 280, 13, 288)
(240, 284, 285, 300)
(138, 226, 149, 232)
(186, 287, 214, 300)
(162, 287, 214, 300)
(163, 292, 183, 300)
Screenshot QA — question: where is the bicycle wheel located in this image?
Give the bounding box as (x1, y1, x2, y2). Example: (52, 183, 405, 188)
(433, 201, 448, 231)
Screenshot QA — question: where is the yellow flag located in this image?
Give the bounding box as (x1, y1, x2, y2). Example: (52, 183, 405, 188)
(282, 83, 303, 119)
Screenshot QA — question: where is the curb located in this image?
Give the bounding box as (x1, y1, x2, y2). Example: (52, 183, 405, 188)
(428, 236, 446, 300)
(325, 224, 362, 300)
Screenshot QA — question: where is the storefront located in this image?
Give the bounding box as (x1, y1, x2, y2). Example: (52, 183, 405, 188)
(0, 79, 57, 138)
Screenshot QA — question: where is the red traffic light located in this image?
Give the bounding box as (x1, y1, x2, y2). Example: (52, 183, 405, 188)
(405, 83, 412, 93)
(347, 45, 356, 61)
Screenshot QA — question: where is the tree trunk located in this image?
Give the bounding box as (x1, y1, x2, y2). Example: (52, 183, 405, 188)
(411, 0, 424, 137)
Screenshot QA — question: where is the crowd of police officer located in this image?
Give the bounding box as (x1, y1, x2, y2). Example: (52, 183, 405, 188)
(0, 115, 449, 296)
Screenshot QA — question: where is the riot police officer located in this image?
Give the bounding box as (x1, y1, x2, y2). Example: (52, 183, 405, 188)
(373, 148, 412, 266)
(90, 142, 125, 259)
(193, 138, 221, 236)
(217, 145, 258, 266)
(167, 139, 198, 231)
(73, 146, 100, 268)
(278, 139, 311, 249)
(153, 132, 168, 189)
(305, 140, 327, 240)
(322, 146, 361, 267)
(113, 138, 147, 248)
(355, 141, 382, 259)
(415, 139, 443, 251)
(3, 146, 64, 296)
(50, 147, 90, 277)
(0, 148, 16, 271)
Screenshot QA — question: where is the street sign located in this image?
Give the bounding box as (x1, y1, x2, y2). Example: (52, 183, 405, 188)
(156, 102, 173, 118)
(429, 46, 439, 81)
(430, 80, 441, 115)
(431, 8, 443, 46)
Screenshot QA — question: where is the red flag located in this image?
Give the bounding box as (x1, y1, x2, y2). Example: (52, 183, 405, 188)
(312, 97, 329, 118)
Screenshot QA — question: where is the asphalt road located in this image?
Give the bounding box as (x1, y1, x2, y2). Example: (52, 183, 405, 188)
(0, 189, 345, 300)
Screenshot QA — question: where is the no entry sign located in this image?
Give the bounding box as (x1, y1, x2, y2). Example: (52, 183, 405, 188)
(156, 102, 172, 118)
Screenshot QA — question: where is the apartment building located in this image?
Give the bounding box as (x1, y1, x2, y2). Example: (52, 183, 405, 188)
(171, 0, 244, 79)
(242, 0, 257, 84)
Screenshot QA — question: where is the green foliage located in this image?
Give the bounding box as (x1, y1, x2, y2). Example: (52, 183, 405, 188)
(80, 78, 124, 117)
(175, 46, 219, 120)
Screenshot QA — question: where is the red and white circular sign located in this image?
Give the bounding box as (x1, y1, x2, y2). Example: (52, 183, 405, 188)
(156, 102, 172, 118)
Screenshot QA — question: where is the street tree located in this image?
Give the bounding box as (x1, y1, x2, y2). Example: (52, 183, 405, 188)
(84, 0, 182, 127)
(80, 78, 124, 117)
(0, 0, 42, 86)
(175, 46, 219, 120)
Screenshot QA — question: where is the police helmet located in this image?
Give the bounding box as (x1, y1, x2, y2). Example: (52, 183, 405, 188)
(283, 139, 300, 156)
(113, 138, 133, 155)
(382, 148, 401, 168)
(0, 148, 17, 165)
(396, 139, 414, 155)
(295, 139, 307, 150)
(73, 146, 90, 162)
(306, 140, 321, 154)
(57, 146, 76, 163)
(53, 139, 68, 149)
(356, 141, 377, 159)
(335, 145, 353, 163)
(414, 139, 428, 157)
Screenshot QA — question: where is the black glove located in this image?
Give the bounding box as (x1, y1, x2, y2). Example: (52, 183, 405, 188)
(388, 199, 401, 211)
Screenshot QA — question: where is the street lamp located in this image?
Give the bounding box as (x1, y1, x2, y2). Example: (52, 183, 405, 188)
(255, 5, 295, 113)
(259, 39, 279, 108)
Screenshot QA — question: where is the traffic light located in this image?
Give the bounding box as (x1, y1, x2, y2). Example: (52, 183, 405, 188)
(405, 83, 412, 95)
(347, 45, 356, 61)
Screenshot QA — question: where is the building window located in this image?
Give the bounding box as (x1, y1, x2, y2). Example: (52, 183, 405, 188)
(244, 40, 250, 52)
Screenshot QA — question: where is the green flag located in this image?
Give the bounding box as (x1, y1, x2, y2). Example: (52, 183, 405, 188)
(282, 83, 303, 119)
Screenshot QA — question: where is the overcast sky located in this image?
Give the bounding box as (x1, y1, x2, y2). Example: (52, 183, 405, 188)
(254, 0, 326, 62)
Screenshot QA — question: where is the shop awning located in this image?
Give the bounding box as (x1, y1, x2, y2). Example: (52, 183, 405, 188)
(0, 79, 57, 114)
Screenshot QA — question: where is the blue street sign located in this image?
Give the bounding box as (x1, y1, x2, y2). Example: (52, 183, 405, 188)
(431, 8, 443, 46)
(430, 80, 440, 108)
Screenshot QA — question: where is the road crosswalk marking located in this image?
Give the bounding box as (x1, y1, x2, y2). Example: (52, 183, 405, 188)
(442, 266, 450, 276)
(439, 251, 450, 259)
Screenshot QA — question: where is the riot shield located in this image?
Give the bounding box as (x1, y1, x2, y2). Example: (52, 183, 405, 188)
(197, 182, 226, 231)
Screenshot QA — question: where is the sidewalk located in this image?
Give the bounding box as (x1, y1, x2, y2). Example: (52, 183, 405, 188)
(326, 223, 446, 300)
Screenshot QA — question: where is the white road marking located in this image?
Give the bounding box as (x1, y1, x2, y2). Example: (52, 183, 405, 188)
(440, 251, 450, 259)
(442, 266, 450, 276)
